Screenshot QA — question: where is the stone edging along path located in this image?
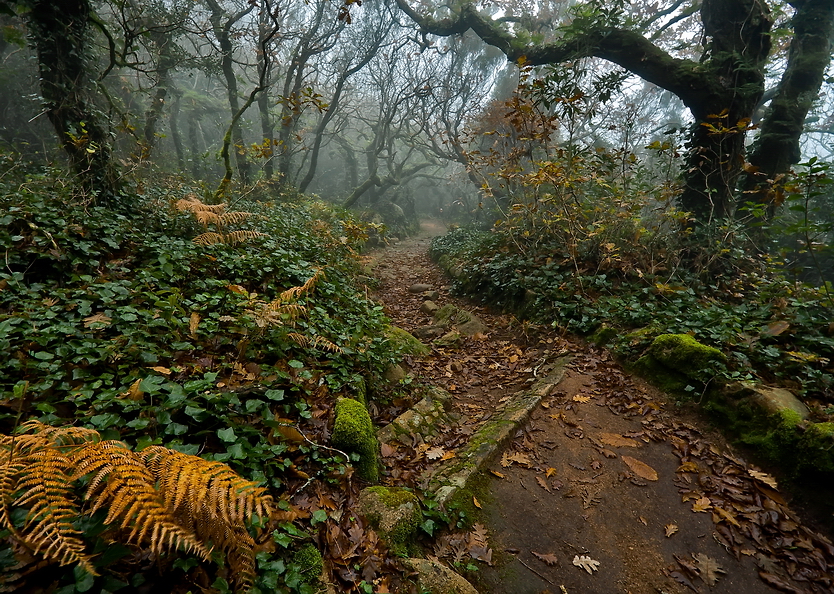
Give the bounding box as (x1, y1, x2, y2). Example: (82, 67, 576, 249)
(423, 357, 571, 506)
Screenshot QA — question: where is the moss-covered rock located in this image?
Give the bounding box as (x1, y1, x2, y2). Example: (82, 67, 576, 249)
(359, 486, 422, 556)
(332, 398, 380, 483)
(385, 326, 431, 356)
(292, 544, 323, 585)
(589, 324, 618, 346)
(630, 354, 690, 393)
(648, 333, 726, 382)
(403, 558, 479, 594)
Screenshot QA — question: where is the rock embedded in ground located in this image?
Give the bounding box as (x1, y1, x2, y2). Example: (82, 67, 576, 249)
(423, 290, 440, 300)
(408, 283, 432, 293)
(412, 325, 445, 339)
(750, 385, 811, 419)
(432, 304, 488, 336)
(402, 558, 479, 594)
(358, 486, 422, 555)
(420, 300, 440, 315)
(383, 363, 407, 383)
(434, 330, 462, 347)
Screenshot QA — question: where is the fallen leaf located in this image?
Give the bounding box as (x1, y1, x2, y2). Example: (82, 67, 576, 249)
(123, 379, 143, 401)
(189, 312, 200, 336)
(621, 455, 658, 481)
(692, 496, 712, 513)
(748, 469, 778, 490)
(532, 551, 559, 566)
(501, 451, 532, 468)
(665, 524, 678, 537)
(713, 506, 740, 527)
(441, 450, 456, 461)
(638, 516, 648, 526)
(676, 461, 699, 473)
(572, 555, 600, 574)
(380, 443, 396, 457)
(83, 313, 112, 328)
(600, 433, 638, 448)
(473, 496, 482, 509)
(573, 395, 591, 403)
(536, 476, 552, 493)
(149, 366, 172, 375)
(693, 553, 725, 587)
(762, 320, 790, 337)
(426, 446, 446, 461)
(490, 470, 506, 479)
(545, 467, 558, 478)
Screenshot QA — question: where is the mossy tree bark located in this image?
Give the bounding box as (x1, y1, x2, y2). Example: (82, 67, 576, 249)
(26, 0, 119, 200)
(745, 0, 834, 215)
(395, 0, 778, 226)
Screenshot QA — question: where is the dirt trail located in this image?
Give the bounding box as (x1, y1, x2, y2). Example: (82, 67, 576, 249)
(368, 222, 834, 594)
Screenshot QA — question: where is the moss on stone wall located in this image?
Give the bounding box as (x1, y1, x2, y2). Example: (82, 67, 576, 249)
(332, 397, 380, 482)
(648, 334, 726, 382)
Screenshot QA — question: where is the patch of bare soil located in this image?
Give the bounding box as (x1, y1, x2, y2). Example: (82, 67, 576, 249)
(367, 222, 834, 594)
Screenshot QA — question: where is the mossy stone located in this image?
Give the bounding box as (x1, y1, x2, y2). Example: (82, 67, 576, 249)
(359, 486, 422, 556)
(332, 398, 380, 483)
(589, 324, 618, 346)
(385, 326, 431, 356)
(630, 354, 689, 393)
(292, 544, 323, 584)
(649, 334, 725, 382)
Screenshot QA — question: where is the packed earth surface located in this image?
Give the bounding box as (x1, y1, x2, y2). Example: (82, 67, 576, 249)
(366, 221, 834, 594)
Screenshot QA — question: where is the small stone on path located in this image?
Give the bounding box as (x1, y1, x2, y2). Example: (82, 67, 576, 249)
(408, 283, 432, 293)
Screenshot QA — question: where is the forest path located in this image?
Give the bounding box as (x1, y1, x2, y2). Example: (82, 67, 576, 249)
(366, 221, 833, 594)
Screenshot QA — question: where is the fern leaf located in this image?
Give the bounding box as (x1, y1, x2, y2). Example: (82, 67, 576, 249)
(218, 211, 253, 226)
(12, 445, 95, 574)
(176, 196, 226, 213)
(70, 441, 208, 560)
(193, 232, 225, 246)
(142, 446, 272, 591)
(312, 335, 343, 353)
(195, 210, 221, 226)
(222, 230, 268, 245)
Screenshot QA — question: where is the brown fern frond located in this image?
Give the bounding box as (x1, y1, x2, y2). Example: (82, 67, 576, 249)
(142, 446, 272, 591)
(193, 232, 225, 246)
(312, 335, 343, 353)
(267, 302, 306, 318)
(222, 230, 268, 245)
(14, 420, 99, 451)
(176, 196, 226, 214)
(218, 211, 253, 226)
(142, 446, 273, 525)
(70, 441, 208, 560)
(11, 445, 95, 574)
(287, 332, 311, 348)
(195, 210, 222, 227)
(279, 269, 323, 302)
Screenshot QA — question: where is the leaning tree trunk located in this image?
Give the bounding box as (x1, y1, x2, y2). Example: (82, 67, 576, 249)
(744, 0, 834, 216)
(27, 0, 118, 200)
(677, 0, 772, 223)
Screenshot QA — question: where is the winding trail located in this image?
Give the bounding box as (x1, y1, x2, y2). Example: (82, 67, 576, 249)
(367, 221, 834, 594)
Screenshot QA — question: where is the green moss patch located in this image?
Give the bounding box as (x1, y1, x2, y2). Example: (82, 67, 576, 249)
(332, 397, 380, 483)
(359, 486, 422, 556)
(648, 334, 726, 382)
(385, 326, 431, 357)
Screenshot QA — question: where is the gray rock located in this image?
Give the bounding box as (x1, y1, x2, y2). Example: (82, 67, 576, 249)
(413, 325, 445, 339)
(409, 283, 432, 293)
(423, 290, 440, 300)
(750, 385, 811, 419)
(434, 330, 462, 347)
(420, 300, 440, 315)
(433, 304, 487, 336)
(402, 558, 479, 594)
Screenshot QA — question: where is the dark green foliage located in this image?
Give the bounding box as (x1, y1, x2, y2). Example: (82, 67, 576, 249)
(0, 163, 405, 592)
(432, 225, 834, 402)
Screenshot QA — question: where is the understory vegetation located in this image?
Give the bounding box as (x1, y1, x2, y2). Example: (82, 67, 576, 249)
(0, 161, 416, 593)
(431, 148, 834, 416)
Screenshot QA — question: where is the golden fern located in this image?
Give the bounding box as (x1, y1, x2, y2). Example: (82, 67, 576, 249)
(0, 422, 273, 592)
(70, 440, 209, 560)
(142, 446, 272, 588)
(193, 230, 268, 246)
(176, 195, 264, 247)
